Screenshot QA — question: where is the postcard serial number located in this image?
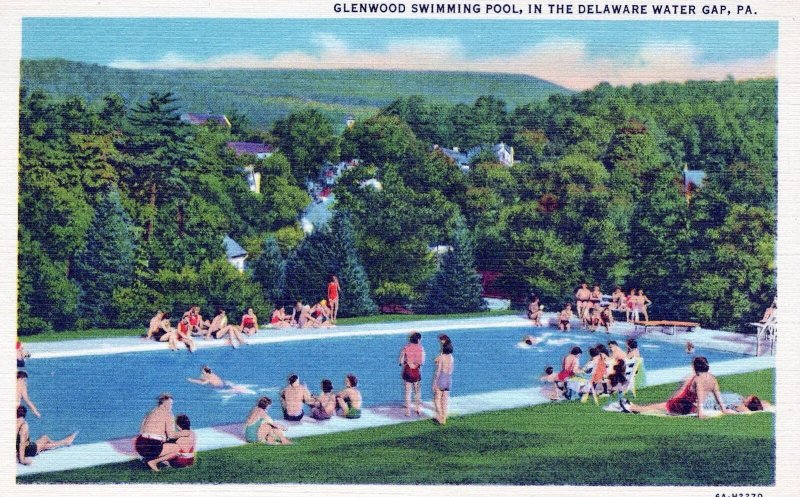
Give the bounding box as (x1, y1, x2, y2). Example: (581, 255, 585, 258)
(716, 493, 763, 497)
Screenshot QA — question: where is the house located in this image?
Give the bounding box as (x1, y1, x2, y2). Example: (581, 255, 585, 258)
(345, 115, 356, 128)
(226, 142, 274, 160)
(226, 143, 274, 194)
(682, 166, 707, 203)
(223, 236, 248, 273)
(359, 178, 383, 190)
(180, 113, 232, 128)
(492, 143, 515, 166)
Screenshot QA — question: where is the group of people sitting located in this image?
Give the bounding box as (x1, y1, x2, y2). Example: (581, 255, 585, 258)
(145, 306, 259, 351)
(541, 338, 645, 402)
(269, 299, 336, 329)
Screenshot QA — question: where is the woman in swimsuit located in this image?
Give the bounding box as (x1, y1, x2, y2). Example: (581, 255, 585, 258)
(328, 275, 342, 324)
(16, 340, 30, 368)
(16, 405, 76, 465)
(626, 357, 732, 419)
(527, 295, 540, 320)
(611, 287, 624, 311)
(626, 289, 637, 322)
(590, 285, 603, 310)
(146, 414, 196, 471)
(244, 397, 292, 445)
(557, 346, 583, 382)
(626, 338, 646, 389)
(311, 379, 337, 420)
(241, 308, 259, 335)
(433, 341, 454, 425)
(17, 371, 41, 418)
(270, 306, 291, 328)
(174, 316, 197, 353)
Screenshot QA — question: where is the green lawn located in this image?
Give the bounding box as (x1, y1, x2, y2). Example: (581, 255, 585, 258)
(19, 310, 519, 343)
(19, 369, 774, 485)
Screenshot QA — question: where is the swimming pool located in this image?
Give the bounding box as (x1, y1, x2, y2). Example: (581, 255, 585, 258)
(23, 326, 745, 445)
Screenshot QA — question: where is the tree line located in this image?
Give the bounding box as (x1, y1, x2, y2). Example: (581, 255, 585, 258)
(18, 77, 776, 334)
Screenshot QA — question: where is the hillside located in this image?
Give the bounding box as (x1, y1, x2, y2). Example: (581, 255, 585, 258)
(21, 58, 572, 130)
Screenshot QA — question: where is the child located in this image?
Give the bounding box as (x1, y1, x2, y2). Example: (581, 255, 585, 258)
(540, 366, 562, 401)
(559, 303, 573, 331)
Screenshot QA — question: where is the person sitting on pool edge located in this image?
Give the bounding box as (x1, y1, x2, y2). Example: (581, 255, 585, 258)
(280, 374, 316, 421)
(147, 414, 196, 472)
(244, 397, 292, 445)
(16, 405, 77, 465)
(311, 379, 337, 420)
(336, 374, 362, 419)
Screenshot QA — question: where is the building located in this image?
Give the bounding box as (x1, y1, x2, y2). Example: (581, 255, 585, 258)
(492, 143, 515, 166)
(436, 143, 514, 170)
(180, 113, 232, 128)
(345, 115, 356, 128)
(226, 142, 275, 194)
(223, 236, 248, 273)
(226, 142, 274, 160)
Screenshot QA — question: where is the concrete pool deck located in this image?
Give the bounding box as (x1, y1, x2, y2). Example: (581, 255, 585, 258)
(18, 315, 776, 477)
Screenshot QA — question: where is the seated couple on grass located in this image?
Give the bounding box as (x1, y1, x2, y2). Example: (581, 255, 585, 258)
(621, 356, 771, 418)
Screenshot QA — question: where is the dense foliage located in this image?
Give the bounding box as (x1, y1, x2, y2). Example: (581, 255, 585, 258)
(19, 71, 776, 333)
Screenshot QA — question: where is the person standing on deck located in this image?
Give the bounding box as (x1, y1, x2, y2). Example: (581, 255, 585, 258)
(328, 275, 341, 324)
(399, 332, 426, 416)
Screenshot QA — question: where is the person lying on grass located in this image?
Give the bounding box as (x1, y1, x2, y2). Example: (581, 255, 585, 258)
(624, 356, 734, 419)
(147, 414, 196, 472)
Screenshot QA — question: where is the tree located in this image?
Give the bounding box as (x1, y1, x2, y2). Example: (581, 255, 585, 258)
(250, 235, 286, 306)
(340, 114, 423, 167)
(425, 216, 486, 314)
(329, 212, 378, 317)
(72, 189, 136, 327)
(273, 108, 339, 182)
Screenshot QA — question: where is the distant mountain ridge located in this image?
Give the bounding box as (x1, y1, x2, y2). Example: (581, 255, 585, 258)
(21, 58, 573, 130)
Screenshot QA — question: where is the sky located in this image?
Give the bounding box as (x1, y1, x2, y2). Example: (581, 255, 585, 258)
(22, 18, 777, 90)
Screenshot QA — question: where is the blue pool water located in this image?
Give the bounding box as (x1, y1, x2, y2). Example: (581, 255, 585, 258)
(24, 326, 745, 444)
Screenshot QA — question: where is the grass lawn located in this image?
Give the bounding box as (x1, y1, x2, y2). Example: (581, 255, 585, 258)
(19, 310, 519, 343)
(19, 369, 774, 485)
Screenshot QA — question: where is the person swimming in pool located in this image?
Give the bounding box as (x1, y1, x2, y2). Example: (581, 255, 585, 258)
(16, 405, 77, 465)
(433, 340, 454, 425)
(518, 335, 542, 347)
(336, 374, 363, 419)
(244, 397, 292, 445)
(188, 365, 224, 388)
(280, 374, 316, 421)
(146, 414, 196, 472)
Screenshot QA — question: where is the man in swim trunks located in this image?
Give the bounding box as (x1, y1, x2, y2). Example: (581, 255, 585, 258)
(399, 332, 425, 416)
(280, 374, 316, 421)
(146, 414, 196, 472)
(559, 303, 573, 331)
(575, 283, 591, 320)
(136, 393, 179, 461)
(336, 374, 362, 419)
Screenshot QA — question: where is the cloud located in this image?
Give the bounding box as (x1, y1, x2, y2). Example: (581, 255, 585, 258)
(108, 35, 775, 90)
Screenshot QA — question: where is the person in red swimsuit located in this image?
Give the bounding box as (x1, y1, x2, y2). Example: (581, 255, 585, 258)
(186, 306, 203, 335)
(241, 308, 259, 335)
(146, 414, 196, 472)
(327, 275, 341, 324)
(556, 346, 583, 382)
(627, 356, 733, 419)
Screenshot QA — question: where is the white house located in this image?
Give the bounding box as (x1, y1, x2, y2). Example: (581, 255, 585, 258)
(223, 236, 248, 273)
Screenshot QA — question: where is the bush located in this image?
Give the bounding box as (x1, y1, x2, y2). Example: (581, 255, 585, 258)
(373, 281, 416, 307)
(111, 282, 165, 328)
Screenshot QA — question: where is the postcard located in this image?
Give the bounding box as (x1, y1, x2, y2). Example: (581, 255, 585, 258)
(2, 1, 798, 496)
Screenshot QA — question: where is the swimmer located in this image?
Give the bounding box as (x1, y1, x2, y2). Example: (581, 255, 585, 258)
(188, 365, 224, 388)
(686, 341, 695, 354)
(518, 335, 542, 347)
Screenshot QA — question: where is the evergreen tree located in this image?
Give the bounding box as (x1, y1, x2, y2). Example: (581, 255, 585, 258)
(73, 189, 136, 327)
(250, 235, 287, 306)
(426, 216, 486, 314)
(284, 212, 377, 317)
(330, 212, 378, 317)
